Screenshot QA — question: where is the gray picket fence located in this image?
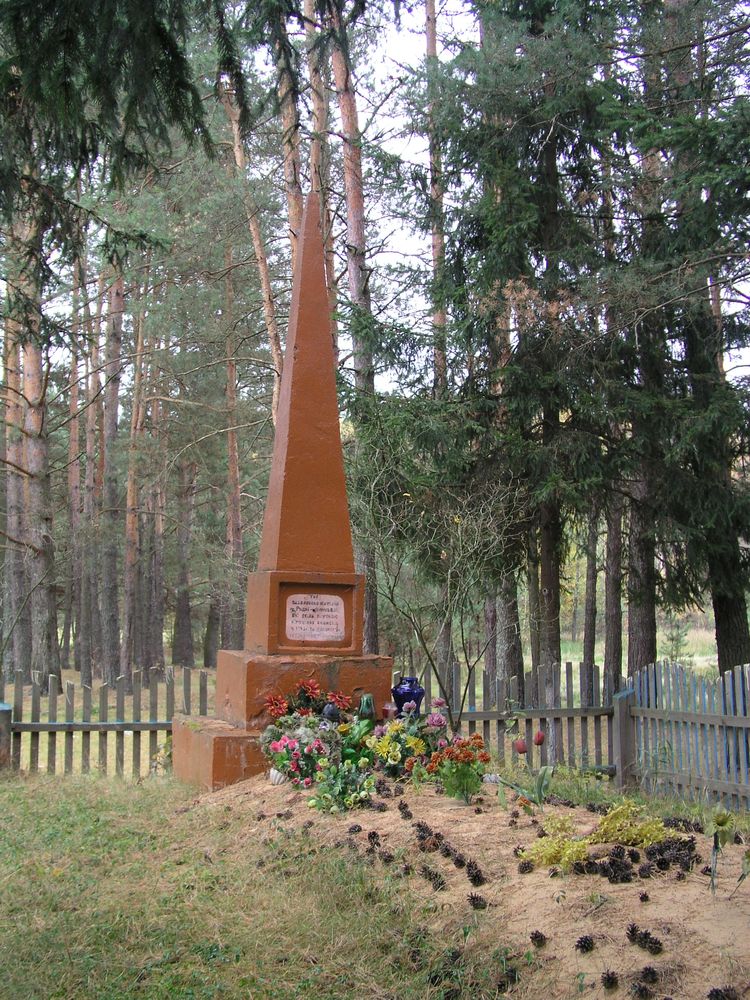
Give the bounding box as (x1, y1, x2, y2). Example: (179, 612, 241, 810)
(629, 660, 750, 810)
(0, 668, 208, 778)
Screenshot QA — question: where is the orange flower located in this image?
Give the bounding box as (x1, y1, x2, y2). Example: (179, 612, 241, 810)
(265, 694, 289, 720)
(297, 679, 321, 699)
(327, 690, 352, 710)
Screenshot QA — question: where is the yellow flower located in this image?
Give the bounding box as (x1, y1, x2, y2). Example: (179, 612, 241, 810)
(388, 748, 402, 764)
(365, 735, 378, 750)
(405, 735, 426, 756)
(388, 721, 405, 734)
(375, 735, 392, 759)
(337, 723, 351, 734)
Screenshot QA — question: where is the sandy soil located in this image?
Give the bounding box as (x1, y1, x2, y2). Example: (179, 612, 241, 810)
(189, 776, 750, 1000)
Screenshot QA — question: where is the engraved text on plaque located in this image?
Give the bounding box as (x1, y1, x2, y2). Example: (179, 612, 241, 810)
(285, 593, 346, 642)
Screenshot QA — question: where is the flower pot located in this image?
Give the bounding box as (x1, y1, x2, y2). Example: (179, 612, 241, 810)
(269, 767, 288, 786)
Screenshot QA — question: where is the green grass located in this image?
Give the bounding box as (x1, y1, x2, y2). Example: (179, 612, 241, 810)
(0, 775, 513, 1000)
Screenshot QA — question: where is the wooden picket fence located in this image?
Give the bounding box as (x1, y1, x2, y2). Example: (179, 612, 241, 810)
(630, 661, 750, 810)
(0, 667, 208, 778)
(421, 659, 615, 774)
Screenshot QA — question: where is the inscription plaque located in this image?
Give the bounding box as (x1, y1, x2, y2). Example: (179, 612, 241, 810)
(285, 593, 346, 642)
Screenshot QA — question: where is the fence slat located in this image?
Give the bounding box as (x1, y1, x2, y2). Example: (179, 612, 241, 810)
(579, 662, 590, 769)
(82, 685, 91, 774)
(149, 676, 159, 768)
(496, 677, 506, 763)
(47, 675, 58, 775)
(593, 664, 602, 767)
(12, 671, 23, 771)
(115, 676, 125, 777)
(132, 671, 141, 779)
(64, 682, 75, 775)
(30, 675, 41, 774)
(166, 668, 174, 721)
(99, 683, 109, 775)
(508, 675, 518, 764)
(482, 670, 491, 750)
(565, 662, 575, 766)
(182, 667, 191, 715)
(199, 670, 208, 716)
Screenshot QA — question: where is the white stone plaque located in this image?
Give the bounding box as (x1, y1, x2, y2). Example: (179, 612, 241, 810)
(285, 593, 346, 642)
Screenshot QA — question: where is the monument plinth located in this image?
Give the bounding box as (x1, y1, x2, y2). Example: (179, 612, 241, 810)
(173, 193, 392, 790)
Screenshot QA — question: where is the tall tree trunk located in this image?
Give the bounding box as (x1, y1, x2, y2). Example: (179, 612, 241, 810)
(582, 506, 598, 673)
(172, 461, 196, 667)
(119, 266, 149, 687)
(100, 268, 123, 685)
(219, 85, 283, 425)
(204, 595, 220, 669)
(627, 480, 657, 674)
(604, 492, 623, 695)
(484, 592, 497, 692)
(426, 0, 447, 395)
(497, 573, 524, 703)
(19, 213, 60, 688)
(329, 9, 379, 654)
(222, 243, 244, 650)
(527, 525, 540, 701)
(3, 233, 32, 682)
(274, 13, 304, 271)
(304, 0, 339, 348)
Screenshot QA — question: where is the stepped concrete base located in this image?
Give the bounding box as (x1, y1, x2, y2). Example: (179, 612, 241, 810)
(172, 715, 264, 791)
(173, 650, 393, 791)
(216, 649, 393, 729)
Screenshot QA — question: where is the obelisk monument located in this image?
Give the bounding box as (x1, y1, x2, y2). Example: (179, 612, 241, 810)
(173, 193, 392, 790)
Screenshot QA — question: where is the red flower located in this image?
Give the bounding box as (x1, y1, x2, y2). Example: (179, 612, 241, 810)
(327, 691, 352, 710)
(297, 679, 321, 700)
(297, 707, 313, 716)
(265, 694, 289, 720)
(534, 730, 545, 746)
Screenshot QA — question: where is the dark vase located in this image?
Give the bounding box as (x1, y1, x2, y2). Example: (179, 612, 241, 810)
(391, 676, 426, 717)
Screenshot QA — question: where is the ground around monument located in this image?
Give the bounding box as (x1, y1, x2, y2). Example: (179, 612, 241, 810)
(199, 775, 750, 1000)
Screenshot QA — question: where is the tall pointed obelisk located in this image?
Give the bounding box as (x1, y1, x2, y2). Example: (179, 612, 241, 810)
(172, 194, 392, 790)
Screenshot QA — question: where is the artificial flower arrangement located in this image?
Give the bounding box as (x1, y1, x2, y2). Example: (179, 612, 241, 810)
(426, 731, 491, 804)
(366, 699, 450, 778)
(260, 684, 483, 812)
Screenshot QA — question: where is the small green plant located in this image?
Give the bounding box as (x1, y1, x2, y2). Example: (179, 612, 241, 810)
(307, 760, 376, 813)
(705, 807, 736, 894)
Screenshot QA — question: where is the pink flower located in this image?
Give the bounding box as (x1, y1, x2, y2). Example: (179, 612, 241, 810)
(290, 760, 299, 772)
(403, 700, 417, 713)
(303, 777, 312, 787)
(432, 697, 447, 708)
(292, 750, 301, 759)
(437, 738, 448, 749)
(427, 713, 446, 728)
(269, 740, 282, 753)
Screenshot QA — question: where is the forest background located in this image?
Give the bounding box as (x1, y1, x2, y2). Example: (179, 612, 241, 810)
(1, 0, 749, 705)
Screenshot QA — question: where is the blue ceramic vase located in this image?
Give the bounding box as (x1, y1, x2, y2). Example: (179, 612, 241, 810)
(391, 676, 425, 717)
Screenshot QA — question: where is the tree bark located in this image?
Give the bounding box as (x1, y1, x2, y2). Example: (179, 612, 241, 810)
(100, 268, 123, 686)
(627, 479, 657, 675)
(604, 492, 624, 696)
(274, 13, 304, 271)
(484, 592, 497, 692)
(582, 506, 598, 673)
(119, 265, 149, 689)
(426, 0, 447, 395)
(527, 525, 541, 701)
(497, 573, 524, 703)
(203, 595, 220, 669)
(172, 460, 196, 667)
(3, 247, 32, 682)
(222, 243, 244, 650)
(219, 84, 283, 425)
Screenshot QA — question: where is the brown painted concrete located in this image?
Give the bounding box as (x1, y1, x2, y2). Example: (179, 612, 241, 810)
(172, 715, 265, 790)
(216, 649, 393, 729)
(173, 192, 392, 791)
(258, 192, 355, 577)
